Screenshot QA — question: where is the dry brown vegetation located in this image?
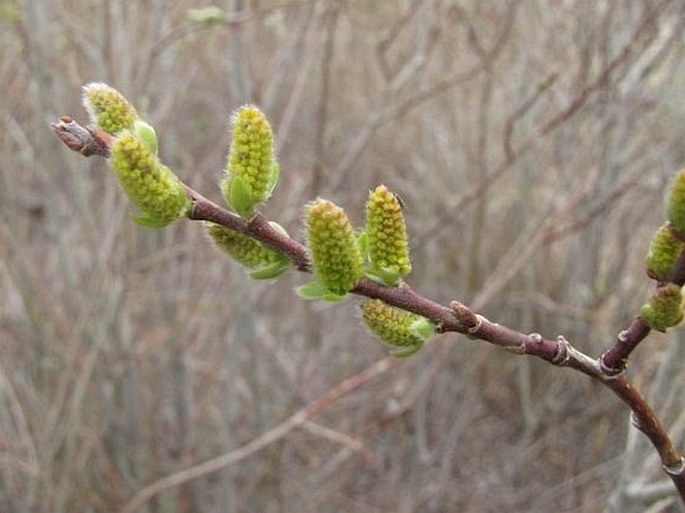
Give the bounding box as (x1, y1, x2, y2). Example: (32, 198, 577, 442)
(3, 0, 685, 511)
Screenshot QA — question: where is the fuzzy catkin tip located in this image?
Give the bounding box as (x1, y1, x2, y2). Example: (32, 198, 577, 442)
(82, 82, 138, 134)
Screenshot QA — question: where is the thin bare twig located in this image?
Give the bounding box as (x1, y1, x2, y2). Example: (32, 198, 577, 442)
(299, 420, 374, 464)
(117, 357, 399, 513)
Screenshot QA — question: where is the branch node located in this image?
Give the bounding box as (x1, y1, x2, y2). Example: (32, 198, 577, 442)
(505, 331, 538, 355)
(450, 300, 480, 332)
(471, 315, 486, 334)
(505, 343, 526, 355)
(599, 353, 627, 378)
(664, 457, 685, 476)
(552, 335, 571, 366)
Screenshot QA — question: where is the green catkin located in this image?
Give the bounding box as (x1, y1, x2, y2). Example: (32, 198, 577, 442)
(221, 105, 277, 215)
(365, 185, 412, 280)
(645, 224, 685, 281)
(205, 223, 284, 269)
(640, 283, 684, 332)
(306, 199, 363, 295)
(109, 131, 190, 227)
(361, 299, 425, 351)
(667, 169, 685, 233)
(82, 82, 138, 134)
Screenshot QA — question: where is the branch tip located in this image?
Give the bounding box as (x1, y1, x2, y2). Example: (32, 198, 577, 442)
(50, 115, 112, 157)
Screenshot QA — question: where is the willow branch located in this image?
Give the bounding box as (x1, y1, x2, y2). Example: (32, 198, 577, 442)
(51, 115, 685, 505)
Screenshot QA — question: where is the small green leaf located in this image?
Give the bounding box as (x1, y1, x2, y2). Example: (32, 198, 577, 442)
(411, 318, 436, 339)
(365, 266, 402, 287)
(229, 175, 254, 218)
(249, 256, 291, 280)
(131, 212, 170, 228)
(133, 119, 158, 155)
(296, 280, 347, 302)
(266, 161, 280, 197)
(390, 343, 423, 358)
(357, 230, 368, 257)
(268, 221, 289, 237)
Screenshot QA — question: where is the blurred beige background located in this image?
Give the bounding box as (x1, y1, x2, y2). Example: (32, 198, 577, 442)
(2, 0, 685, 511)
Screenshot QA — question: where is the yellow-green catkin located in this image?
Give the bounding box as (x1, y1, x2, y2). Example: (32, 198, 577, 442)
(306, 199, 363, 295)
(365, 185, 412, 279)
(109, 131, 190, 227)
(206, 223, 283, 269)
(667, 170, 685, 233)
(82, 82, 138, 134)
(361, 299, 424, 350)
(640, 283, 684, 332)
(221, 105, 277, 213)
(646, 224, 685, 281)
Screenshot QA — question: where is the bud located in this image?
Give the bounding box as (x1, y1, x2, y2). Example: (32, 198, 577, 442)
(364, 185, 411, 285)
(360, 299, 434, 357)
(306, 199, 363, 296)
(220, 105, 278, 218)
(109, 130, 191, 227)
(645, 224, 684, 281)
(82, 82, 138, 134)
(639, 283, 684, 332)
(667, 169, 685, 233)
(205, 222, 291, 279)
